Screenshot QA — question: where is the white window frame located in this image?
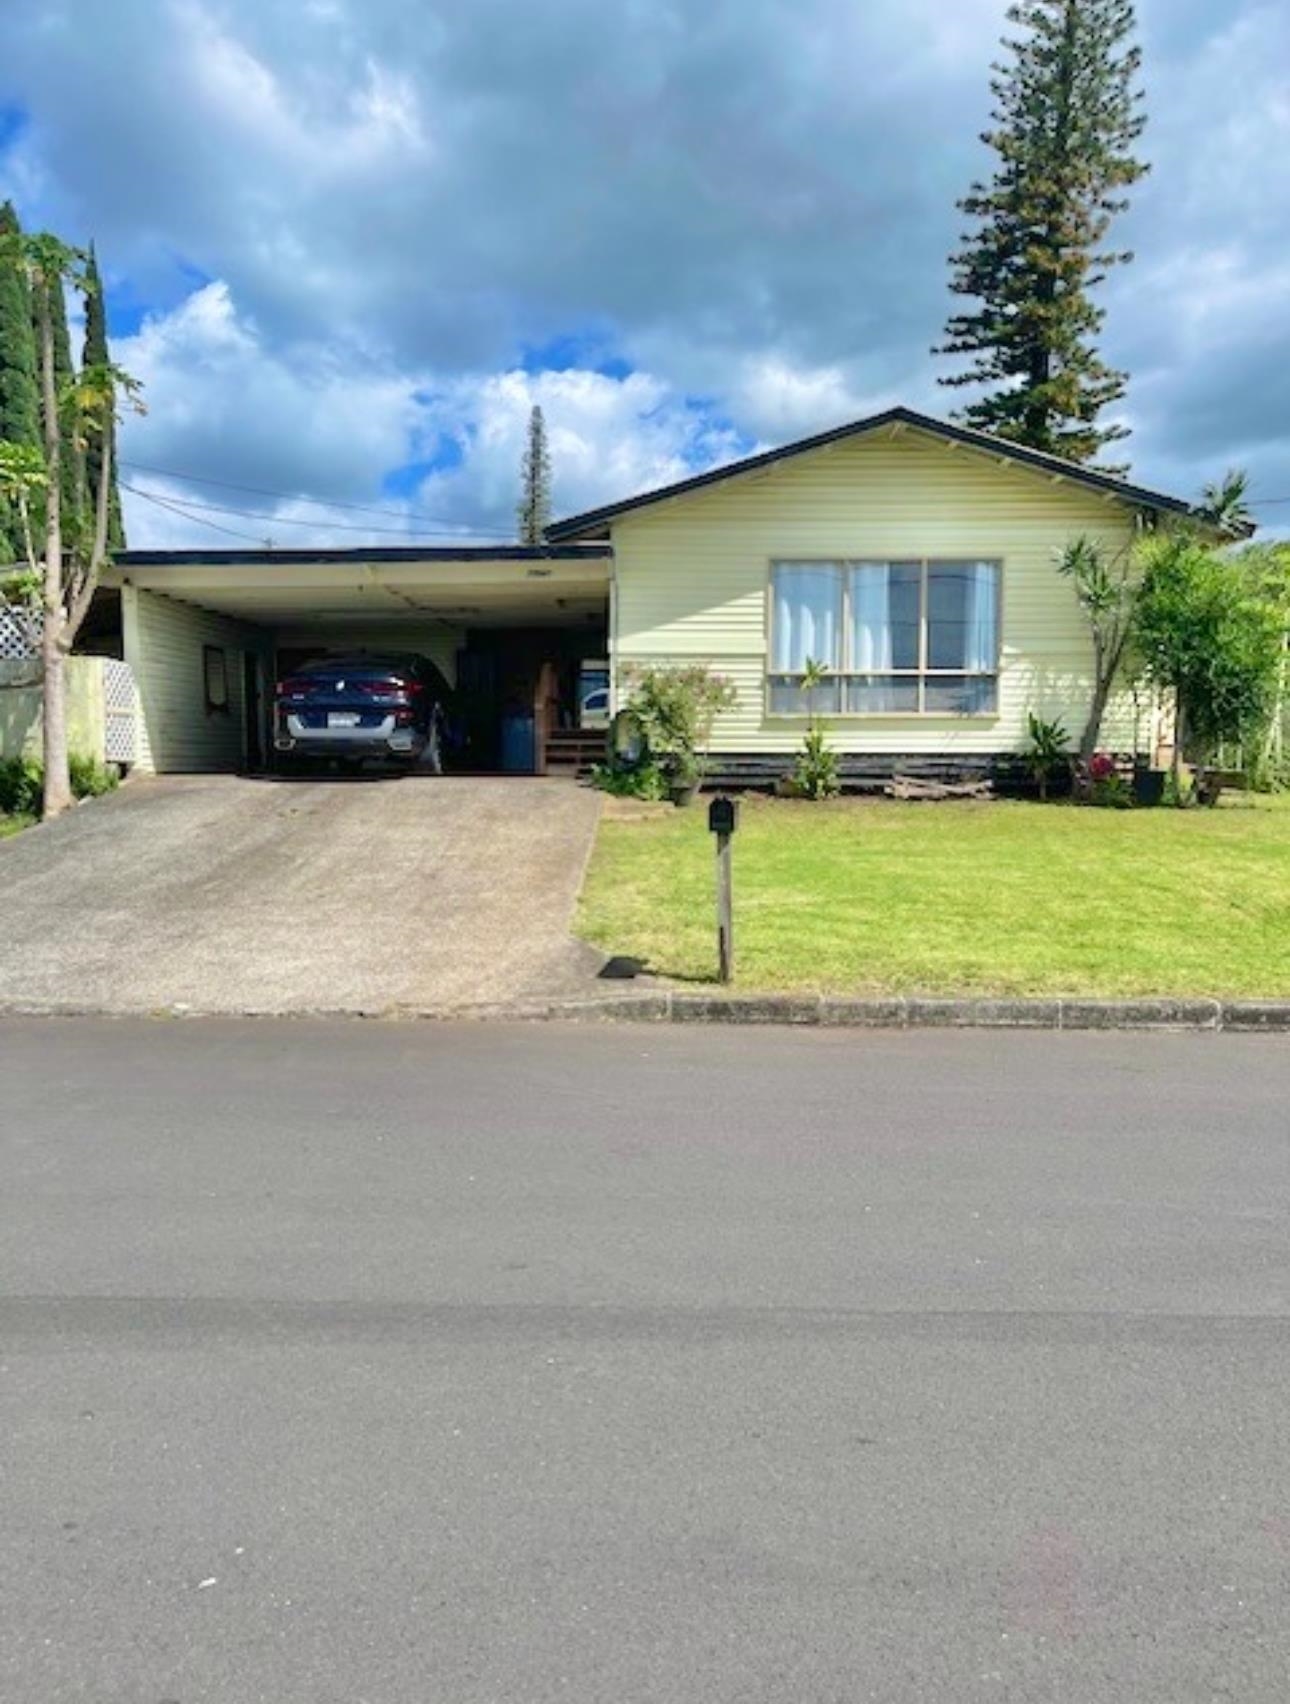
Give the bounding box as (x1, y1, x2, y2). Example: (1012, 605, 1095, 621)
(767, 558, 1003, 717)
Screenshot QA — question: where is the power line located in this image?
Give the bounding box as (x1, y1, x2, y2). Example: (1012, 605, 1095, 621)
(120, 481, 510, 545)
(125, 484, 275, 546)
(118, 457, 510, 535)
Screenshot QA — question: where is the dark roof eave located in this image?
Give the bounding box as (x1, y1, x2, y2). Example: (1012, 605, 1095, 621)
(545, 406, 1206, 541)
(113, 544, 613, 567)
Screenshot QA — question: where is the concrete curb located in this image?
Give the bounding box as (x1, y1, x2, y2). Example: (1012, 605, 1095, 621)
(2, 992, 1288, 1031)
(476, 993, 1288, 1032)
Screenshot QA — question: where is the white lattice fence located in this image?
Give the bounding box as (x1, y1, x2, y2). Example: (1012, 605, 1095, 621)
(103, 659, 139, 764)
(0, 605, 37, 660)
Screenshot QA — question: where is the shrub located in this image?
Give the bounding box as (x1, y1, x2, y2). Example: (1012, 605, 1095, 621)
(595, 665, 737, 800)
(1082, 752, 1132, 809)
(68, 755, 119, 799)
(0, 754, 119, 816)
(1022, 712, 1071, 801)
(793, 724, 840, 800)
(0, 756, 43, 816)
(1132, 532, 1282, 796)
(589, 758, 670, 802)
(790, 659, 840, 800)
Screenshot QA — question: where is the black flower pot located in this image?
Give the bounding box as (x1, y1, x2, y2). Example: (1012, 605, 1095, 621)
(1132, 767, 1167, 807)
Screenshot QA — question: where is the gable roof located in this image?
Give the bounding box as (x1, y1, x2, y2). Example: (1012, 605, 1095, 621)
(546, 405, 1205, 541)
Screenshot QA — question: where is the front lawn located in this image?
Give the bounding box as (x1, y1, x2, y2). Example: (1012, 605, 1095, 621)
(578, 794, 1290, 996)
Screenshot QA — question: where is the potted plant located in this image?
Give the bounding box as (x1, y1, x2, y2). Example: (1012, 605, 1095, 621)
(666, 751, 703, 808)
(1131, 760, 1167, 807)
(602, 664, 737, 808)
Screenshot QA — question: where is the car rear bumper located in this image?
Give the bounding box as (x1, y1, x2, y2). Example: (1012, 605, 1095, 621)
(275, 713, 427, 759)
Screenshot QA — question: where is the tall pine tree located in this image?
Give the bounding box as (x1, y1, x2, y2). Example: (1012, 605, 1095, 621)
(0, 201, 41, 562)
(517, 403, 552, 545)
(937, 0, 1148, 468)
(82, 245, 125, 550)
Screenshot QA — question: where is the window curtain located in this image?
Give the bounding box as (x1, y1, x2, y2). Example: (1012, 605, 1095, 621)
(964, 562, 998, 672)
(772, 566, 839, 672)
(849, 565, 893, 672)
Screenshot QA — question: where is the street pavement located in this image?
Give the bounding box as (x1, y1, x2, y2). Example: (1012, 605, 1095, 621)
(1, 1017, 1288, 1702)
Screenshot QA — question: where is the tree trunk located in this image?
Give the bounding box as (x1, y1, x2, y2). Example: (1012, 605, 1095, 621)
(34, 267, 72, 821)
(41, 633, 72, 816)
(1079, 674, 1113, 762)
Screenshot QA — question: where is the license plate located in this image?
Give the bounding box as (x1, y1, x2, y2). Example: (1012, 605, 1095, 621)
(328, 712, 361, 728)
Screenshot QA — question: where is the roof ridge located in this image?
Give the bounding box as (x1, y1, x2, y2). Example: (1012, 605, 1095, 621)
(546, 404, 1202, 541)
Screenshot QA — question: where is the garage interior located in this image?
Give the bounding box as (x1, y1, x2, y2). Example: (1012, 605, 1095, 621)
(101, 546, 614, 776)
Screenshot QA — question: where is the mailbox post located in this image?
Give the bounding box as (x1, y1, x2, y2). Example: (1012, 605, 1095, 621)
(708, 795, 739, 984)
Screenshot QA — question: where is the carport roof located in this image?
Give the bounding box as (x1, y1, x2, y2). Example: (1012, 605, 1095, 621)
(115, 544, 612, 566)
(105, 544, 612, 627)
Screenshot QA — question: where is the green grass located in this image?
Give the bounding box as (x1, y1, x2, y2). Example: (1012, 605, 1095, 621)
(578, 794, 1290, 997)
(0, 813, 34, 840)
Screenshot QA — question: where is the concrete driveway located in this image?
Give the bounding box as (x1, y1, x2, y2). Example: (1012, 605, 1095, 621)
(0, 775, 604, 1012)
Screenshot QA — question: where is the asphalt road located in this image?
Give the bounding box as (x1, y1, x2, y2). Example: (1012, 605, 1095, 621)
(2, 1018, 1288, 1703)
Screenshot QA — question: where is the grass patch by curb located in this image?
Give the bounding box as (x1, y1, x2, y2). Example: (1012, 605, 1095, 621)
(577, 794, 1290, 997)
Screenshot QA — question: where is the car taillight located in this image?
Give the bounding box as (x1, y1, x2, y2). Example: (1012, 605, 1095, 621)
(276, 677, 307, 698)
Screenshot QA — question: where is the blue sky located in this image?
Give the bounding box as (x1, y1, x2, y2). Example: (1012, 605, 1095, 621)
(1, 0, 1286, 547)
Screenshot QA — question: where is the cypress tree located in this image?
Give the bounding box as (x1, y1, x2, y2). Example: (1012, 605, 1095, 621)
(937, 0, 1148, 469)
(33, 254, 82, 544)
(0, 200, 41, 561)
(517, 404, 552, 545)
(82, 245, 125, 550)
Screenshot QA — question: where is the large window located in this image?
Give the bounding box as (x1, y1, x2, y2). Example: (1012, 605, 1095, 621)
(769, 559, 1001, 715)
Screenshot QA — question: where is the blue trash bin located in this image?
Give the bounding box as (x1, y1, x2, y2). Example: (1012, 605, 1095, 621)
(500, 714, 536, 774)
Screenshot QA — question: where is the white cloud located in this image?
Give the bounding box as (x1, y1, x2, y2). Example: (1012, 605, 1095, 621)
(115, 283, 752, 545)
(2, 0, 1285, 542)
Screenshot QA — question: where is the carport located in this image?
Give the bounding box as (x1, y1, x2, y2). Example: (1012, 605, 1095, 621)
(101, 546, 612, 775)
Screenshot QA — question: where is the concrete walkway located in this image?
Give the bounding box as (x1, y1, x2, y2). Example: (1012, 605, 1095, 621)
(0, 775, 605, 1013)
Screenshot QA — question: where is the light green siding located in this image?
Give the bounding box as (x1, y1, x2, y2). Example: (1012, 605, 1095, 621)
(0, 656, 108, 762)
(124, 587, 271, 773)
(610, 425, 1155, 755)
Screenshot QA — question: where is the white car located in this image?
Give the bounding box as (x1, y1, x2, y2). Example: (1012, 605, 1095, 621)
(579, 685, 610, 728)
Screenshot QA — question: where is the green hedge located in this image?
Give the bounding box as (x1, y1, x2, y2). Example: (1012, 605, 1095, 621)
(0, 755, 119, 816)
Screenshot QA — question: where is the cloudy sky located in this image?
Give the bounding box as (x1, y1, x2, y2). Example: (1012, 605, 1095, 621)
(1, 0, 1286, 547)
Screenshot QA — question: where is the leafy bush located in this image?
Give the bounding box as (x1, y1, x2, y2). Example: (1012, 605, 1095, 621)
(0, 753, 119, 815)
(790, 659, 840, 800)
(793, 724, 840, 800)
(0, 756, 43, 816)
(589, 757, 670, 801)
(1132, 532, 1282, 789)
(1081, 752, 1132, 809)
(68, 754, 119, 799)
(594, 665, 737, 800)
(1022, 712, 1071, 801)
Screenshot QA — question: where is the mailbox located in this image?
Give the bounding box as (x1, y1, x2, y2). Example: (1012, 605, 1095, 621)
(708, 795, 739, 836)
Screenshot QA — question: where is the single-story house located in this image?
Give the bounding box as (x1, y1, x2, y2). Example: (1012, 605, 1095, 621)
(85, 406, 1209, 781)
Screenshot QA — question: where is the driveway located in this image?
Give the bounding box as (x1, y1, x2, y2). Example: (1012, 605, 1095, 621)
(0, 775, 604, 1012)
